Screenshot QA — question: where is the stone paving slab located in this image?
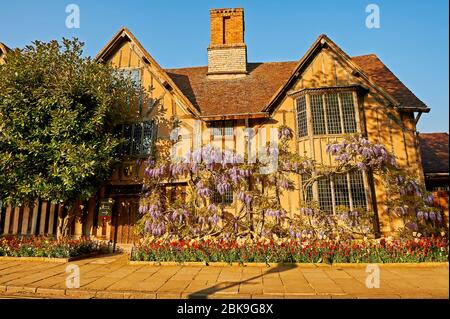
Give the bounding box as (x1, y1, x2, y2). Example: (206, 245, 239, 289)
(0, 254, 447, 299)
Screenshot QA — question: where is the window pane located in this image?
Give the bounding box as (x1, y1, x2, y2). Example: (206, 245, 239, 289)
(224, 120, 234, 136)
(296, 96, 308, 137)
(341, 92, 357, 133)
(212, 125, 222, 137)
(350, 171, 367, 209)
(132, 123, 143, 155)
(130, 69, 141, 86)
(122, 124, 132, 156)
(318, 177, 333, 213)
(325, 93, 342, 134)
(212, 188, 233, 205)
(333, 173, 350, 208)
(310, 94, 326, 135)
(142, 121, 156, 155)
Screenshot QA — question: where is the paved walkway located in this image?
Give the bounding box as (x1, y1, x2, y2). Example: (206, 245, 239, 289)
(0, 254, 448, 299)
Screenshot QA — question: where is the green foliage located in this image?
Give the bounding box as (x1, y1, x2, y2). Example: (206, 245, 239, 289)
(0, 38, 138, 206)
(0, 236, 110, 258)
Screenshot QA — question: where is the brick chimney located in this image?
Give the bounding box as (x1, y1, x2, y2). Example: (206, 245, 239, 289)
(207, 8, 247, 79)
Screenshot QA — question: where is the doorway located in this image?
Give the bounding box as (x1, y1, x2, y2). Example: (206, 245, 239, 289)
(110, 196, 140, 245)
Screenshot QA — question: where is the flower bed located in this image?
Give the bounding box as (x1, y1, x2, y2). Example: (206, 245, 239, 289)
(0, 236, 110, 259)
(130, 237, 449, 264)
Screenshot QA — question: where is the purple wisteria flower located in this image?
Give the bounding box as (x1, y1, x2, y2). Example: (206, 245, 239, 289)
(326, 135, 396, 170)
(215, 176, 231, 195)
(144, 221, 166, 236)
(265, 209, 286, 220)
(417, 211, 424, 220)
(148, 204, 161, 220)
(300, 207, 314, 216)
(278, 126, 294, 140)
(277, 178, 291, 190)
(425, 194, 434, 206)
(197, 181, 211, 198)
(429, 211, 436, 221)
(207, 214, 221, 225)
(405, 221, 419, 232)
(237, 191, 253, 206)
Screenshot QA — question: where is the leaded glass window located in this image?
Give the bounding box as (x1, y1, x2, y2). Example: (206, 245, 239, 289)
(142, 122, 156, 155)
(325, 93, 341, 134)
(318, 177, 333, 213)
(212, 188, 233, 205)
(310, 94, 326, 135)
(341, 92, 357, 133)
(211, 120, 234, 138)
(310, 171, 367, 214)
(297, 91, 358, 136)
(296, 96, 308, 137)
(333, 173, 350, 208)
(350, 170, 367, 209)
(116, 121, 157, 157)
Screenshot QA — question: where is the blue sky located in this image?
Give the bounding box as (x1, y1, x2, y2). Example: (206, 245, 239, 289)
(1, 0, 448, 133)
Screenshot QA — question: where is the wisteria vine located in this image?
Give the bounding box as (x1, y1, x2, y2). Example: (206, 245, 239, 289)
(135, 126, 446, 242)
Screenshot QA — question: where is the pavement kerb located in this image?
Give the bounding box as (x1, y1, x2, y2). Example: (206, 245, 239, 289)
(0, 252, 102, 263)
(128, 260, 449, 268)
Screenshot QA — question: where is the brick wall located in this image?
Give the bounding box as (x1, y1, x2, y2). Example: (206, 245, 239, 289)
(208, 8, 247, 77)
(210, 8, 244, 46)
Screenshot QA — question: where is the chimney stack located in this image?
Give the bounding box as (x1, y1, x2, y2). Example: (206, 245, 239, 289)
(207, 8, 247, 79)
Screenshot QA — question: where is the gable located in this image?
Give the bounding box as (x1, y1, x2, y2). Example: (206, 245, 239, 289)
(264, 35, 429, 115)
(0, 42, 10, 64)
(96, 27, 201, 118)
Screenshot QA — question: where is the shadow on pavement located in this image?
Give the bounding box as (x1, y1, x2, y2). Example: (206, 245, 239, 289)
(187, 264, 297, 299)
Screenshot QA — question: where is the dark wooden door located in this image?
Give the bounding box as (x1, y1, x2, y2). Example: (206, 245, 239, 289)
(111, 196, 140, 244)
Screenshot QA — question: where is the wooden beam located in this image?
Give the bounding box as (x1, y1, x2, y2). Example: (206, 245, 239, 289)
(200, 112, 269, 121)
(30, 200, 40, 235)
(12, 206, 20, 235)
(3, 205, 12, 235)
(39, 201, 47, 235)
(21, 204, 30, 235)
(47, 204, 56, 235)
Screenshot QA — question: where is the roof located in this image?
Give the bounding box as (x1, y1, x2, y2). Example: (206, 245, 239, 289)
(351, 54, 428, 111)
(0, 42, 10, 56)
(419, 133, 449, 174)
(98, 28, 428, 118)
(166, 62, 297, 117)
(165, 52, 428, 118)
(95, 27, 201, 117)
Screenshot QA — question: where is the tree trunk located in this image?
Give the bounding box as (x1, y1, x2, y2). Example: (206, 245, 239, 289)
(57, 205, 74, 239)
(56, 205, 66, 239)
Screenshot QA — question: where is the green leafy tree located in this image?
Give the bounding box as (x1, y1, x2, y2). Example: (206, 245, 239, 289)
(0, 38, 139, 237)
